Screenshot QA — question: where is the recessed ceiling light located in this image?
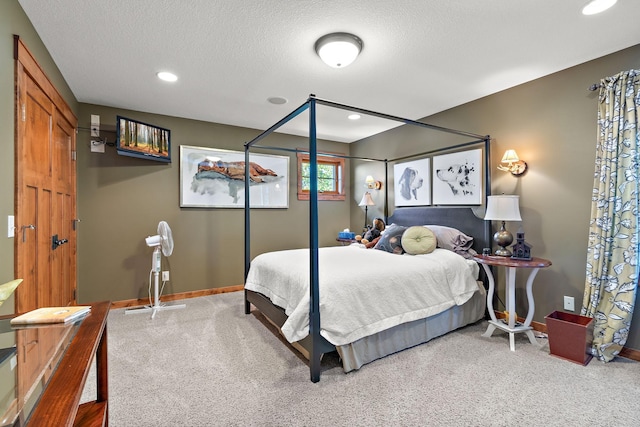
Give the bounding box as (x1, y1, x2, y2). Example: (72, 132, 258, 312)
(582, 0, 617, 15)
(348, 114, 361, 120)
(157, 71, 178, 82)
(267, 96, 288, 105)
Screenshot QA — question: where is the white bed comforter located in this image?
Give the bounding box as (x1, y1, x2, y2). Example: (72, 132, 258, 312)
(244, 246, 480, 346)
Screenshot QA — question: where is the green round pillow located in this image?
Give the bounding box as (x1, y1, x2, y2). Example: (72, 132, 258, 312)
(401, 226, 437, 255)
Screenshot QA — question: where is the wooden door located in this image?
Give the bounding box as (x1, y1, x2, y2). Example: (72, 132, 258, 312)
(52, 109, 76, 307)
(14, 37, 78, 313)
(14, 36, 78, 404)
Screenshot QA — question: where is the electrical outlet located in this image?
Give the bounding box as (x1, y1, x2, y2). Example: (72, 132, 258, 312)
(563, 296, 575, 312)
(162, 271, 170, 282)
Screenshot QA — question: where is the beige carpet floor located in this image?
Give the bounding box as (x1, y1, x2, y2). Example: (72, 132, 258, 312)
(82, 291, 640, 426)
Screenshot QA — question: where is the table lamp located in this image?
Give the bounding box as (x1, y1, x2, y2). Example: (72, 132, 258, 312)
(484, 195, 522, 256)
(358, 192, 375, 229)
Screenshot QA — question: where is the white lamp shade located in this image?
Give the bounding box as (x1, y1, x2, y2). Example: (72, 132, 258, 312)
(358, 192, 375, 207)
(315, 33, 363, 68)
(501, 149, 520, 163)
(484, 195, 522, 221)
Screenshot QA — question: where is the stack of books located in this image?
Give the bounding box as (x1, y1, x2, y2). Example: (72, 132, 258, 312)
(10, 306, 91, 326)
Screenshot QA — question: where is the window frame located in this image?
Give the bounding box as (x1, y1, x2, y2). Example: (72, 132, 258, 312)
(297, 151, 346, 201)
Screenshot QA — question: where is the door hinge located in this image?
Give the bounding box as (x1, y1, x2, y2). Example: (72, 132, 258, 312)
(71, 150, 76, 161)
(21, 103, 26, 122)
(73, 289, 76, 301)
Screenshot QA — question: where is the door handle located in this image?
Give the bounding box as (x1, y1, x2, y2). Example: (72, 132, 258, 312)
(21, 224, 35, 242)
(52, 234, 69, 250)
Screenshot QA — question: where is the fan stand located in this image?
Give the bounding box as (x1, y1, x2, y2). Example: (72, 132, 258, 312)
(125, 246, 185, 319)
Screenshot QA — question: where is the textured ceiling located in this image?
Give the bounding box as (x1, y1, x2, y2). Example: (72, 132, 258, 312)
(17, 0, 640, 142)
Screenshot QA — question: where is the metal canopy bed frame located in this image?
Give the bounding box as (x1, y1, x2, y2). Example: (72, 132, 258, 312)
(244, 95, 491, 382)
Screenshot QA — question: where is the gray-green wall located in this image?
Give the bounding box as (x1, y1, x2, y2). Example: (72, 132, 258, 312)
(76, 104, 350, 303)
(0, 0, 78, 315)
(351, 44, 640, 351)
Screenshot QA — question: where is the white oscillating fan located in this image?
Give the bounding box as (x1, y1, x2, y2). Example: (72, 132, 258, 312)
(126, 221, 185, 318)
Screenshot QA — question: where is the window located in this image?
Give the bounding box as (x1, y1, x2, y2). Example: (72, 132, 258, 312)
(297, 151, 345, 201)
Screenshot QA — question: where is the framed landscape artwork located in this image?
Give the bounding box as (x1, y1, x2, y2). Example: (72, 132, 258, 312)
(180, 145, 289, 208)
(116, 116, 171, 163)
(432, 148, 482, 205)
(394, 158, 431, 206)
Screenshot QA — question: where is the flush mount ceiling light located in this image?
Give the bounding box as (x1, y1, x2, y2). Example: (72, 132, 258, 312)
(315, 33, 363, 68)
(582, 0, 617, 15)
(348, 113, 361, 120)
(156, 71, 178, 82)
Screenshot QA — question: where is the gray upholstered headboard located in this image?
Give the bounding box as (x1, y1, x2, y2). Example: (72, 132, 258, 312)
(386, 206, 490, 255)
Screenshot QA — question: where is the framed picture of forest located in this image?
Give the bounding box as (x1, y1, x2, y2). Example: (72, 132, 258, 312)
(116, 116, 171, 163)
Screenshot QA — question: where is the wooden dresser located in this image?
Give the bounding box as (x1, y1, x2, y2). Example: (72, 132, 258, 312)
(0, 300, 110, 426)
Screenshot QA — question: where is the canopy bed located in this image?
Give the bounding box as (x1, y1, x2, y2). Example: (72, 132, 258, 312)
(244, 95, 492, 382)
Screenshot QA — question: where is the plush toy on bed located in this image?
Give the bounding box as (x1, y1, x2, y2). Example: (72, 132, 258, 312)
(358, 218, 386, 246)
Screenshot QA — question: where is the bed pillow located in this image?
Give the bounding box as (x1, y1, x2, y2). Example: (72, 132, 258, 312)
(374, 224, 407, 254)
(401, 226, 437, 255)
(424, 225, 477, 259)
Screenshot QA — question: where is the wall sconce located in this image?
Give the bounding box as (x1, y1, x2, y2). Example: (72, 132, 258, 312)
(497, 149, 528, 176)
(365, 175, 382, 190)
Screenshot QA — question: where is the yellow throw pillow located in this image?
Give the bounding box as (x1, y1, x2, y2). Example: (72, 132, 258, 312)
(401, 226, 437, 255)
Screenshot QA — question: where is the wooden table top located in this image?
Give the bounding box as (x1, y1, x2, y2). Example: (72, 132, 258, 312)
(474, 254, 552, 268)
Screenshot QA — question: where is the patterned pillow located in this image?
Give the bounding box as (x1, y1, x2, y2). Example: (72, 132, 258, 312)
(374, 224, 407, 254)
(402, 226, 437, 255)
